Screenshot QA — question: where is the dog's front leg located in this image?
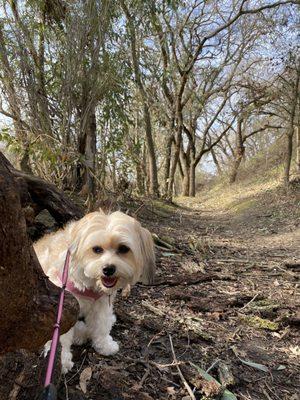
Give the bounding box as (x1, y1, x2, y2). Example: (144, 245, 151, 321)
(60, 327, 75, 374)
(88, 297, 119, 356)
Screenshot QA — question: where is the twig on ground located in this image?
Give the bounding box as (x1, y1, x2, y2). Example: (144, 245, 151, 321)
(133, 365, 151, 391)
(206, 359, 221, 373)
(133, 203, 146, 217)
(64, 376, 69, 400)
(168, 334, 196, 400)
(147, 330, 165, 348)
(240, 293, 259, 310)
(66, 351, 87, 383)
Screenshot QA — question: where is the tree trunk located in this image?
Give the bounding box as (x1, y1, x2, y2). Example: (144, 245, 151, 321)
(229, 119, 245, 184)
(211, 147, 223, 175)
(167, 142, 180, 200)
(136, 162, 144, 195)
(229, 146, 245, 184)
(283, 130, 294, 186)
(163, 135, 173, 198)
(0, 155, 79, 355)
(143, 103, 160, 197)
(284, 66, 300, 185)
(180, 159, 189, 197)
(181, 171, 190, 196)
(78, 107, 97, 195)
(296, 126, 300, 174)
(189, 162, 196, 197)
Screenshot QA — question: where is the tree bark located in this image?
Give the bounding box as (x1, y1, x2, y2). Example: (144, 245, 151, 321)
(211, 147, 223, 175)
(229, 119, 245, 184)
(0, 156, 79, 355)
(167, 142, 180, 200)
(283, 129, 294, 186)
(229, 145, 245, 184)
(180, 150, 190, 197)
(135, 162, 144, 195)
(296, 126, 300, 174)
(189, 162, 196, 197)
(163, 135, 173, 198)
(283, 66, 300, 185)
(78, 107, 97, 195)
(143, 103, 160, 197)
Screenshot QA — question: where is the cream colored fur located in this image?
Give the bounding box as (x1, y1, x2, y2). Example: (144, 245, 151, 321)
(34, 210, 155, 373)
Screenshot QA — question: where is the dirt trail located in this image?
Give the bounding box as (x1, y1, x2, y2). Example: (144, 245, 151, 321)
(63, 200, 300, 400)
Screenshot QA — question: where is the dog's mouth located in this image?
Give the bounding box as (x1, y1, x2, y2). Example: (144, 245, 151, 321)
(101, 276, 118, 288)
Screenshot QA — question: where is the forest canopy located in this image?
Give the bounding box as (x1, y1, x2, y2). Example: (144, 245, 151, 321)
(0, 0, 299, 199)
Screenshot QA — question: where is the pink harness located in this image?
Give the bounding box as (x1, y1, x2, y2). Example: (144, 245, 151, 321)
(59, 273, 103, 301)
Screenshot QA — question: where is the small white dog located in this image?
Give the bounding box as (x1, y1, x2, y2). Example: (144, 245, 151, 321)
(34, 210, 155, 373)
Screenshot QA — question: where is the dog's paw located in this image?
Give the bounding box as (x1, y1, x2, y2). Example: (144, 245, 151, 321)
(61, 351, 74, 374)
(43, 340, 51, 357)
(61, 359, 74, 374)
(94, 336, 119, 356)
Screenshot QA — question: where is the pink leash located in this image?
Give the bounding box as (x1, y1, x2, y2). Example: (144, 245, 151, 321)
(41, 249, 71, 399)
(40, 250, 103, 399)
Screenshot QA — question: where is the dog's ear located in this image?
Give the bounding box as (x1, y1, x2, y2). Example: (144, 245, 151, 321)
(69, 239, 79, 256)
(68, 222, 83, 257)
(140, 227, 156, 284)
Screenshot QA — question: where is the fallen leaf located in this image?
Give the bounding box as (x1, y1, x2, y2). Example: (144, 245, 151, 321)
(276, 365, 286, 371)
(79, 366, 92, 393)
(239, 359, 269, 372)
(289, 345, 300, 357)
(166, 386, 176, 395)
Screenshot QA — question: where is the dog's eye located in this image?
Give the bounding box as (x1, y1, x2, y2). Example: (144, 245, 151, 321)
(92, 246, 103, 254)
(118, 244, 130, 254)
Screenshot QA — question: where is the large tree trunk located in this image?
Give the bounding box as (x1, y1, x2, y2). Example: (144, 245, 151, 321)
(0, 153, 80, 397)
(181, 157, 190, 197)
(136, 161, 145, 195)
(181, 171, 190, 196)
(0, 156, 79, 354)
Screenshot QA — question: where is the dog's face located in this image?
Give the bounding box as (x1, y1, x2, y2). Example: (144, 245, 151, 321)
(68, 211, 155, 293)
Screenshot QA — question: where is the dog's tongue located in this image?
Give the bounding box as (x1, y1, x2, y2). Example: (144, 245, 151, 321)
(101, 276, 118, 288)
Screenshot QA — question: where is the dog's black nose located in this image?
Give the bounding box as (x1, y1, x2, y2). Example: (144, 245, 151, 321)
(103, 264, 116, 277)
